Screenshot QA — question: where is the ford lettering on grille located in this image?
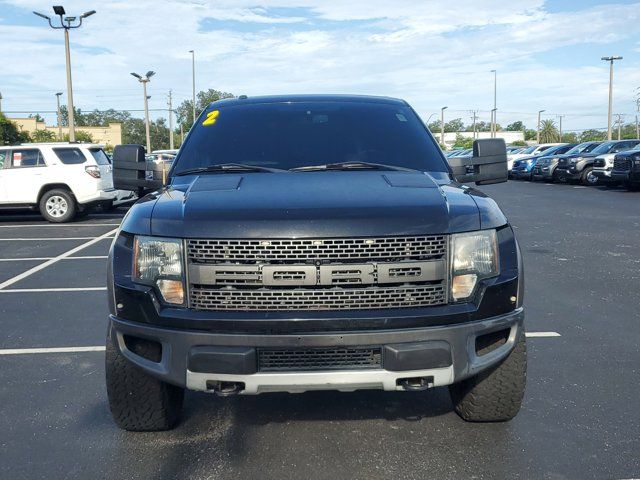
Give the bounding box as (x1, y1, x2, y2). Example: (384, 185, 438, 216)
(189, 261, 445, 287)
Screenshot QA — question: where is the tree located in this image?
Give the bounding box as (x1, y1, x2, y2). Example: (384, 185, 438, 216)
(175, 88, 235, 131)
(63, 130, 94, 143)
(32, 129, 56, 142)
(524, 129, 537, 141)
(453, 133, 473, 149)
(539, 119, 559, 143)
(579, 129, 607, 142)
(560, 132, 578, 143)
(59, 105, 88, 127)
(506, 121, 525, 131)
(510, 140, 527, 146)
(29, 113, 45, 123)
(427, 120, 441, 133)
(445, 118, 465, 133)
(0, 113, 31, 145)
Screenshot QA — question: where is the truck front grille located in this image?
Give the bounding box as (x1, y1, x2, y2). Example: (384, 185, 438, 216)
(187, 235, 448, 311)
(258, 347, 382, 372)
(190, 283, 446, 311)
(613, 157, 631, 172)
(187, 236, 447, 263)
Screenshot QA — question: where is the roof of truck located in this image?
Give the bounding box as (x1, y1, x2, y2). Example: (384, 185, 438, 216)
(209, 94, 408, 108)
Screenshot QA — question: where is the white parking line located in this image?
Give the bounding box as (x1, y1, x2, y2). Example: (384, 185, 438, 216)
(526, 331, 561, 337)
(0, 228, 117, 290)
(0, 256, 108, 262)
(0, 237, 115, 241)
(0, 223, 120, 228)
(0, 346, 106, 355)
(0, 287, 107, 293)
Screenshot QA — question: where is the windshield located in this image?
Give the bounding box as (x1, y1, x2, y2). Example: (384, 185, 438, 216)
(174, 101, 448, 174)
(591, 142, 616, 154)
(521, 145, 537, 154)
(566, 142, 596, 155)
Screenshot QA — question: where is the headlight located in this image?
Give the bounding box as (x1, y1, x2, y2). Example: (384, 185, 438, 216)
(450, 229, 499, 301)
(134, 236, 185, 305)
(570, 157, 580, 164)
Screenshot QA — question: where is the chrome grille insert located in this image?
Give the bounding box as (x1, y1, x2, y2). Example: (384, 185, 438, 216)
(190, 284, 446, 311)
(187, 236, 447, 263)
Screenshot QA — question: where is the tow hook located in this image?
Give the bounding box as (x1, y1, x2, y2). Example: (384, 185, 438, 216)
(206, 381, 245, 396)
(397, 376, 434, 391)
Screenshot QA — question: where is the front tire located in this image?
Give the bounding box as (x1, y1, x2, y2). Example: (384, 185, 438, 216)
(582, 167, 597, 186)
(449, 332, 527, 422)
(39, 189, 76, 223)
(105, 329, 184, 431)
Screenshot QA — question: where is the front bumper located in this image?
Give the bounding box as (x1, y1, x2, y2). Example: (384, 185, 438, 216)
(531, 164, 555, 180)
(511, 169, 532, 179)
(591, 169, 613, 181)
(109, 308, 524, 394)
(611, 170, 640, 182)
(554, 167, 581, 182)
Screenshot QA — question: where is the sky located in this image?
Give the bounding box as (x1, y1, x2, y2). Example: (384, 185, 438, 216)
(1, 0, 640, 132)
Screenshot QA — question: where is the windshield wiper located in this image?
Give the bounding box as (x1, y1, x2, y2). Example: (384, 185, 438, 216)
(289, 161, 420, 172)
(174, 163, 287, 176)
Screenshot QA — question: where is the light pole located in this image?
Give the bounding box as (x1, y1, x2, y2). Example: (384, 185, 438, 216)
(131, 71, 155, 152)
(537, 109, 545, 144)
(33, 6, 96, 143)
(55, 92, 63, 140)
(601, 56, 622, 141)
(189, 49, 196, 126)
(490, 69, 497, 137)
(557, 114, 564, 142)
(167, 90, 174, 150)
(440, 106, 448, 146)
(0, 91, 3, 112)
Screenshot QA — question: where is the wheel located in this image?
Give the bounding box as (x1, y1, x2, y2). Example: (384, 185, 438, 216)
(449, 331, 527, 422)
(582, 167, 597, 186)
(624, 182, 640, 192)
(39, 189, 76, 223)
(105, 328, 184, 431)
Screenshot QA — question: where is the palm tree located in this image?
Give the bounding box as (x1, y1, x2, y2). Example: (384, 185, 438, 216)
(539, 119, 559, 143)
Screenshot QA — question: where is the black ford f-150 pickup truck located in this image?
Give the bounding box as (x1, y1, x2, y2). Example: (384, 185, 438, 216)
(106, 95, 525, 431)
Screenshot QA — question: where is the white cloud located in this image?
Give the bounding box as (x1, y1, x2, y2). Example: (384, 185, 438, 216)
(1, 0, 639, 131)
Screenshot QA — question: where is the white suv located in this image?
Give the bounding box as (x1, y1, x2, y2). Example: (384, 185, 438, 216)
(0, 142, 119, 222)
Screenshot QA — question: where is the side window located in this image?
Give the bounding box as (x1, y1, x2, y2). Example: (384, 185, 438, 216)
(53, 148, 87, 165)
(88, 148, 111, 165)
(611, 142, 633, 153)
(10, 149, 45, 168)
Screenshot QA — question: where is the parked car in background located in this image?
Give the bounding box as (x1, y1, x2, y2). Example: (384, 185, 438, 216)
(591, 140, 640, 186)
(511, 144, 574, 180)
(555, 140, 640, 186)
(0, 142, 118, 222)
(508, 143, 562, 172)
(611, 147, 640, 191)
(531, 141, 602, 182)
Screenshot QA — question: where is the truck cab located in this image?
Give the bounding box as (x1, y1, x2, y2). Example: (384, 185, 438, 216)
(105, 95, 525, 431)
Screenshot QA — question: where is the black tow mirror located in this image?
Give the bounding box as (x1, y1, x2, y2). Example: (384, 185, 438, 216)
(447, 139, 508, 185)
(112, 144, 164, 195)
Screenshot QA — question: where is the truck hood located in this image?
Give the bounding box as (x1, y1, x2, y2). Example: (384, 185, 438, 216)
(122, 171, 506, 238)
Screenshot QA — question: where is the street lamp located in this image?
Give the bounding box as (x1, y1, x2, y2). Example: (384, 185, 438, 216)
(33, 6, 96, 143)
(189, 49, 196, 126)
(440, 106, 448, 146)
(537, 109, 545, 144)
(55, 92, 63, 140)
(131, 71, 155, 152)
(490, 70, 497, 138)
(601, 56, 623, 141)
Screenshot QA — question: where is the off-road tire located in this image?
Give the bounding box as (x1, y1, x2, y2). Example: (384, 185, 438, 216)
(39, 189, 76, 223)
(105, 330, 184, 431)
(449, 332, 527, 422)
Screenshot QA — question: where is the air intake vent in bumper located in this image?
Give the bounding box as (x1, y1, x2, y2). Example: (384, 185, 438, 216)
(258, 347, 382, 372)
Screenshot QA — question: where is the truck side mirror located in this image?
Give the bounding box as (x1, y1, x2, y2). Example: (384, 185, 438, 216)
(112, 144, 164, 195)
(447, 139, 508, 185)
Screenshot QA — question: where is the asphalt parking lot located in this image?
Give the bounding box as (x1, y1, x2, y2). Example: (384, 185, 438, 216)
(0, 181, 639, 480)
